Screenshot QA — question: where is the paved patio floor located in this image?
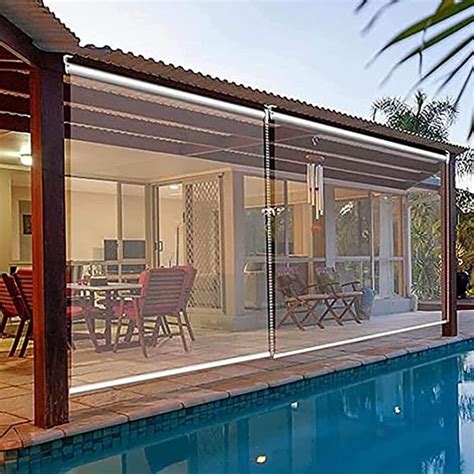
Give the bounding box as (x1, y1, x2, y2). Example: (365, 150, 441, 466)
(0, 310, 473, 453)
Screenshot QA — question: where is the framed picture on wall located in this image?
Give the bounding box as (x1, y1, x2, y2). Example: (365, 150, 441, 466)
(22, 214, 32, 235)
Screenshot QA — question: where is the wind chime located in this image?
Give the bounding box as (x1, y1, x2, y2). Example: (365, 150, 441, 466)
(306, 157, 324, 220)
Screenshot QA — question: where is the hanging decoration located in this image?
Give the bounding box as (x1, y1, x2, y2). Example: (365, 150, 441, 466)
(306, 158, 324, 220)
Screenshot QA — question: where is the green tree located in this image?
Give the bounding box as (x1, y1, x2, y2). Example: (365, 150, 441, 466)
(372, 90, 458, 141)
(372, 91, 473, 299)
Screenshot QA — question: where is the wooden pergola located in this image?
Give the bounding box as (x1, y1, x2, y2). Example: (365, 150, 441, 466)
(0, 5, 460, 429)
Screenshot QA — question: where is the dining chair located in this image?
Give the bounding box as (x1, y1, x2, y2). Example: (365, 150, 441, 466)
(171, 265, 197, 342)
(1, 273, 28, 356)
(12, 269, 35, 357)
(13, 268, 104, 355)
(113, 267, 192, 357)
(0, 273, 19, 338)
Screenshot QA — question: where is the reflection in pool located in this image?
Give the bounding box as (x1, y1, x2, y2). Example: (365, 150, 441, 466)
(61, 349, 474, 473)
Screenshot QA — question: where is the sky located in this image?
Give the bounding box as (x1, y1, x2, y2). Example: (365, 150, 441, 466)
(45, 0, 473, 189)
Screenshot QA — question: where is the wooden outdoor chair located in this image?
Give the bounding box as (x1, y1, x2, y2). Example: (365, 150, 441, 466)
(165, 265, 196, 343)
(1, 273, 28, 357)
(276, 271, 330, 331)
(11, 268, 102, 356)
(113, 266, 194, 357)
(314, 267, 363, 325)
(0, 273, 19, 339)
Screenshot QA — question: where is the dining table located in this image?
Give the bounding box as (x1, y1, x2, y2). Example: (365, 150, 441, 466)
(67, 282, 141, 352)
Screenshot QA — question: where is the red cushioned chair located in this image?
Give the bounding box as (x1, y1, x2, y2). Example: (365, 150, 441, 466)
(1, 273, 26, 356)
(113, 266, 195, 357)
(11, 268, 103, 356)
(0, 273, 19, 338)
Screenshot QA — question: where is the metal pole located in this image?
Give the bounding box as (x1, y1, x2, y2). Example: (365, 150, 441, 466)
(264, 105, 276, 357)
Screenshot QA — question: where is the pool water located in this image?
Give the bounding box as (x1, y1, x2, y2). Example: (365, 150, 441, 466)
(37, 347, 474, 473)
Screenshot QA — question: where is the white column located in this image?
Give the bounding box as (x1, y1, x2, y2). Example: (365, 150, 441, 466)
(0, 170, 12, 272)
(379, 195, 394, 297)
(324, 184, 336, 267)
(222, 170, 245, 317)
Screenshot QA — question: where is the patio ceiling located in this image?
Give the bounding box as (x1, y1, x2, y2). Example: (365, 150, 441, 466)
(0, 73, 443, 190)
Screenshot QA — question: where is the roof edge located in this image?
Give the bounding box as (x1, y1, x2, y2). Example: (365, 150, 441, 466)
(70, 51, 468, 157)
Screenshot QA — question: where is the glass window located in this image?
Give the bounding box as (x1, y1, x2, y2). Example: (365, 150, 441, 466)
(335, 189, 371, 257)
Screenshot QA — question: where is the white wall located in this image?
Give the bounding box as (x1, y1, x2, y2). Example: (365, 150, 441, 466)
(66, 188, 146, 261)
(158, 196, 184, 267)
(0, 170, 12, 272)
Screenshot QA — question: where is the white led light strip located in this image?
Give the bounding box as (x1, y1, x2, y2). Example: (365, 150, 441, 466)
(274, 320, 447, 359)
(70, 351, 271, 395)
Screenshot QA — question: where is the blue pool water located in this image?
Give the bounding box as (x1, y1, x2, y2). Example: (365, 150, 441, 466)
(17, 344, 474, 473)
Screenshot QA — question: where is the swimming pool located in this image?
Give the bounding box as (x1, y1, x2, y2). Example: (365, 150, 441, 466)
(9, 342, 474, 473)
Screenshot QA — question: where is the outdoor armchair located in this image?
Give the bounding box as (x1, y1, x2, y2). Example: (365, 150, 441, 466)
(276, 270, 331, 330)
(314, 267, 363, 324)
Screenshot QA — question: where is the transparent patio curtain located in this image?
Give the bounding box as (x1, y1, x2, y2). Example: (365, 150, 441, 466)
(64, 65, 446, 394)
(66, 72, 269, 393)
(270, 114, 445, 357)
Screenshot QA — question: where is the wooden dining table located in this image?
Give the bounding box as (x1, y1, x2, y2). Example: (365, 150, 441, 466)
(68, 282, 141, 352)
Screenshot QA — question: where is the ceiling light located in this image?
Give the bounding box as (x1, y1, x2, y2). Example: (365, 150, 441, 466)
(19, 154, 32, 167)
(393, 406, 402, 415)
(256, 455, 267, 464)
(291, 401, 299, 410)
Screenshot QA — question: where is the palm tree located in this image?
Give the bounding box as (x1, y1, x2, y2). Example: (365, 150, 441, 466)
(371, 91, 474, 299)
(372, 90, 472, 180)
(372, 90, 458, 141)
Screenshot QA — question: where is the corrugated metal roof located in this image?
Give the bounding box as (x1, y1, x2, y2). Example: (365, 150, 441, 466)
(0, 0, 79, 52)
(0, 1, 467, 155)
(72, 45, 467, 156)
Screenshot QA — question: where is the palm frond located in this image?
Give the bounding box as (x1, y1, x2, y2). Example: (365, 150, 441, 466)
(375, 0, 472, 56)
(435, 55, 472, 96)
(409, 38, 472, 92)
(382, 16, 473, 78)
(358, 0, 473, 139)
(371, 96, 410, 121)
(456, 150, 474, 179)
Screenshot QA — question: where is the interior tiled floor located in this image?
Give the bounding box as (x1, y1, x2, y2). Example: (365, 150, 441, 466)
(0, 310, 473, 453)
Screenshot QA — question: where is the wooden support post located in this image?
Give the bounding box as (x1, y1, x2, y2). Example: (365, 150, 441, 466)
(441, 153, 457, 337)
(30, 56, 68, 427)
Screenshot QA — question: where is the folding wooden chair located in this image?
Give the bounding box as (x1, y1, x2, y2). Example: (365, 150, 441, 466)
(276, 271, 330, 331)
(314, 267, 363, 325)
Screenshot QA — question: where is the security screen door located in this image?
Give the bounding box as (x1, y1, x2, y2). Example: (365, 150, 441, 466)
(155, 175, 225, 312)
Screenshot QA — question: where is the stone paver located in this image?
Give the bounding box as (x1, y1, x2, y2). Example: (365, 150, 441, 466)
(0, 311, 472, 452)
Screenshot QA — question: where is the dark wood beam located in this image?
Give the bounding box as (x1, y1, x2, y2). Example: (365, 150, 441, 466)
(64, 106, 257, 150)
(441, 154, 457, 336)
(274, 134, 440, 174)
(65, 84, 263, 139)
(0, 70, 30, 94)
(0, 92, 29, 114)
(195, 142, 426, 183)
(0, 112, 29, 132)
(67, 124, 409, 189)
(0, 15, 40, 65)
(30, 55, 68, 428)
